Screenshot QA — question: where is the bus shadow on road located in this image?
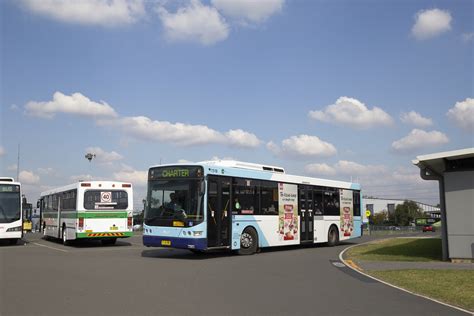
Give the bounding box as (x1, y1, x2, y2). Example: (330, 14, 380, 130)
(141, 248, 235, 260)
(141, 241, 357, 260)
(40, 236, 134, 248)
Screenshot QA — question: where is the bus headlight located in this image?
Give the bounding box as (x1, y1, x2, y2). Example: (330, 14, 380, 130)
(193, 231, 203, 237)
(7, 226, 22, 232)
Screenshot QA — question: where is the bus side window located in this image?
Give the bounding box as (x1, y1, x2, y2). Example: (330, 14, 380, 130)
(313, 189, 323, 215)
(323, 188, 339, 216)
(233, 178, 260, 215)
(260, 181, 278, 215)
(353, 191, 361, 216)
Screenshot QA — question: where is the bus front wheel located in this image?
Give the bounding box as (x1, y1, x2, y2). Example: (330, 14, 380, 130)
(327, 225, 339, 247)
(238, 227, 258, 255)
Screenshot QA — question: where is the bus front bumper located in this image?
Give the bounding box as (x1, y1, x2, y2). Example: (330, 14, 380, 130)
(143, 235, 207, 250)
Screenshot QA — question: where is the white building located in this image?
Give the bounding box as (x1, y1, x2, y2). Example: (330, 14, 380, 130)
(362, 197, 440, 223)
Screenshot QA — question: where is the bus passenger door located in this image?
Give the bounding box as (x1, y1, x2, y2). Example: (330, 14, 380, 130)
(207, 176, 231, 248)
(299, 186, 314, 243)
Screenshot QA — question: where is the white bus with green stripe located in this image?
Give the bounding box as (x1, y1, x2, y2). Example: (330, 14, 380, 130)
(40, 181, 133, 245)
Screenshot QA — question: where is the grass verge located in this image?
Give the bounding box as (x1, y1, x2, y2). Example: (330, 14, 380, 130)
(370, 269, 474, 312)
(346, 238, 442, 262)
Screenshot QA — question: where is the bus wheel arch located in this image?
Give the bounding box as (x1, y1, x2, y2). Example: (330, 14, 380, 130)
(238, 226, 258, 255)
(327, 224, 339, 247)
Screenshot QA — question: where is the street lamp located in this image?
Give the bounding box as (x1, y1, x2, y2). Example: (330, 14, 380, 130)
(85, 153, 96, 162)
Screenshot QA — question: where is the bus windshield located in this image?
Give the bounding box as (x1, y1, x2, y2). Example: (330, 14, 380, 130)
(0, 184, 21, 223)
(145, 179, 203, 226)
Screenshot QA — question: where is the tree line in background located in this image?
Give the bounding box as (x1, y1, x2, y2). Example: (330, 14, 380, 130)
(369, 201, 425, 226)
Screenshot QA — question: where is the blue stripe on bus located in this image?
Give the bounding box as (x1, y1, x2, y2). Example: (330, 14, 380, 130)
(143, 235, 207, 250)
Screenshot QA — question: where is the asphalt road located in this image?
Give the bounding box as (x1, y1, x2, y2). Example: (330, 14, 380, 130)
(0, 232, 466, 316)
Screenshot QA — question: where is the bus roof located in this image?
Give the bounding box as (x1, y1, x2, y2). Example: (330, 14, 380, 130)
(40, 180, 132, 197)
(0, 177, 20, 186)
(149, 160, 360, 190)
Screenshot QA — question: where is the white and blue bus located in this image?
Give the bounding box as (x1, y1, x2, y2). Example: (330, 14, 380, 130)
(0, 177, 22, 245)
(143, 161, 362, 254)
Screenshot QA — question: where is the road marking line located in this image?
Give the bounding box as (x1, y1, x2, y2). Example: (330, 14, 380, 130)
(344, 259, 362, 271)
(33, 242, 69, 253)
(339, 243, 473, 315)
(332, 261, 346, 268)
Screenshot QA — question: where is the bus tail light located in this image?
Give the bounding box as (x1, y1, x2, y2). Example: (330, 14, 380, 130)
(127, 217, 133, 229)
(78, 218, 84, 230)
(81, 183, 91, 187)
(122, 184, 131, 188)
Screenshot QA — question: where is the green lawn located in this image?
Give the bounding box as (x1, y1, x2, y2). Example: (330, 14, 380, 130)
(347, 238, 442, 262)
(371, 270, 474, 312)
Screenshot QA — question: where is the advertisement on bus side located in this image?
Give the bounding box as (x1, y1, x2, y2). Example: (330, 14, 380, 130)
(340, 189, 354, 237)
(278, 183, 298, 241)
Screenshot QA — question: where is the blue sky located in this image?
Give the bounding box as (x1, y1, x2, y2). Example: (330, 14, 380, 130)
(1, 0, 473, 207)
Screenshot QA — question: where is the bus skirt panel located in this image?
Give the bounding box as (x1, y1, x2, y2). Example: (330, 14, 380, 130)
(143, 235, 207, 250)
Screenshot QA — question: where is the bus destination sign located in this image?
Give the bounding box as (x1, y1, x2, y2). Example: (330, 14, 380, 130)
(149, 166, 203, 180)
(0, 184, 19, 193)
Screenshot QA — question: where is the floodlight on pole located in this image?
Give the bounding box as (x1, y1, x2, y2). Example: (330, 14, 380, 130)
(85, 153, 96, 162)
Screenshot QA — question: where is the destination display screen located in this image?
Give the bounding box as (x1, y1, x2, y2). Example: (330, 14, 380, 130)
(149, 166, 203, 180)
(0, 184, 20, 193)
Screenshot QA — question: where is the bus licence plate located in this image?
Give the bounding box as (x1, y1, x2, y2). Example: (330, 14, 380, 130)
(161, 240, 171, 246)
(110, 226, 118, 230)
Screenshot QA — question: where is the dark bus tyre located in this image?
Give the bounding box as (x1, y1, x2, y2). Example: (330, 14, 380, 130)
(238, 227, 258, 255)
(327, 225, 339, 247)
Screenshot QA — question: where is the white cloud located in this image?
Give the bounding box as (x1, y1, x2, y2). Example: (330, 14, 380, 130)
(113, 168, 147, 187)
(25, 91, 118, 119)
(7, 164, 17, 171)
(177, 159, 193, 163)
(85, 147, 123, 163)
(37, 167, 55, 175)
(100, 115, 261, 148)
(19, 170, 40, 185)
(157, 0, 229, 45)
(412, 8, 452, 40)
(104, 115, 223, 145)
(304, 163, 336, 176)
(268, 135, 337, 158)
(392, 129, 449, 152)
(400, 111, 433, 127)
(447, 98, 474, 131)
(211, 0, 284, 23)
(20, 0, 145, 27)
(334, 160, 387, 176)
(225, 129, 261, 148)
(309, 97, 393, 129)
(209, 156, 235, 161)
(70, 174, 94, 182)
(462, 32, 474, 42)
(0, 146, 5, 157)
(305, 160, 388, 180)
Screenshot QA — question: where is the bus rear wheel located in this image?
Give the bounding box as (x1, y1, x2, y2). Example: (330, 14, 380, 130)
(238, 227, 258, 255)
(101, 238, 117, 246)
(62, 226, 70, 246)
(327, 225, 339, 247)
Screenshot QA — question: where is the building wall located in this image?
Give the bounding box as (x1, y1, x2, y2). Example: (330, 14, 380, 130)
(444, 170, 474, 260)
